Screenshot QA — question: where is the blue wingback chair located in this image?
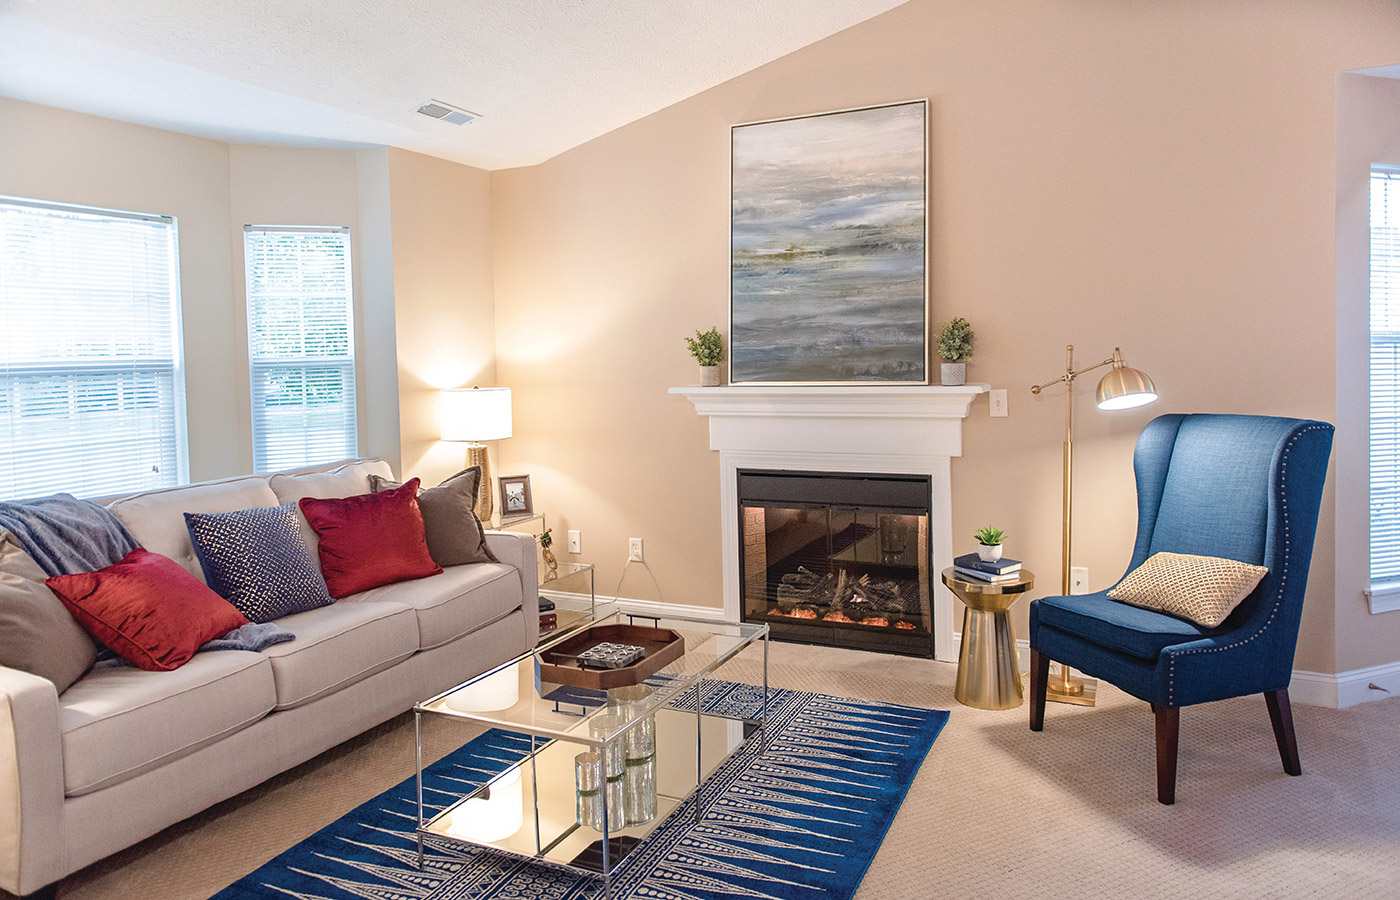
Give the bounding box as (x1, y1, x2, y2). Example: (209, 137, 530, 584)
(1028, 414, 1334, 804)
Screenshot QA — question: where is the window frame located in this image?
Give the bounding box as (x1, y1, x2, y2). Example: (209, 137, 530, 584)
(242, 224, 359, 474)
(1369, 165, 1400, 605)
(0, 194, 190, 500)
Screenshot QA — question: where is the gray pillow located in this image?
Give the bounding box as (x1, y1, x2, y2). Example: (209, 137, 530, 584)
(0, 531, 97, 692)
(369, 468, 499, 567)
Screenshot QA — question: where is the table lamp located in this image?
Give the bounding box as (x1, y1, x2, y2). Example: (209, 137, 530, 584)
(440, 386, 512, 521)
(1031, 346, 1156, 706)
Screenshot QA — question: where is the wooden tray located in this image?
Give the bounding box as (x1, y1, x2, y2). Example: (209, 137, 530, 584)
(539, 623, 685, 689)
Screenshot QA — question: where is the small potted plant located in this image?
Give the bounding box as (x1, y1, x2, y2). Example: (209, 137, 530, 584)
(937, 317, 974, 385)
(973, 525, 1005, 563)
(538, 528, 558, 580)
(685, 327, 725, 387)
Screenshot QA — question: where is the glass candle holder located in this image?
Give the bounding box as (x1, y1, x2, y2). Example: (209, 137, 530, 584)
(589, 715, 625, 778)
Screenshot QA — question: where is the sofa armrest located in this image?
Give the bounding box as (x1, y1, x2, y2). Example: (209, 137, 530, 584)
(0, 666, 65, 896)
(484, 531, 540, 646)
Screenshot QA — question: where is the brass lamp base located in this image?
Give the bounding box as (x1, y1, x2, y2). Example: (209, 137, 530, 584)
(1046, 667, 1097, 707)
(467, 443, 492, 521)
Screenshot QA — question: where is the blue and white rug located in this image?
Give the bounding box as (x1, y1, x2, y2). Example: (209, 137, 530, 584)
(213, 681, 948, 900)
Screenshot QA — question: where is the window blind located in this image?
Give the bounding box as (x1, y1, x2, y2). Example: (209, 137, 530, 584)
(244, 226, 358, 473)
(1371, 167, 1400, 586)
(0, 196, 187, 500)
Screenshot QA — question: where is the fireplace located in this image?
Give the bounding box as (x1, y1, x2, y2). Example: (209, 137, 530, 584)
(739, 470, 933, 656)
(671, 383, 985, 662)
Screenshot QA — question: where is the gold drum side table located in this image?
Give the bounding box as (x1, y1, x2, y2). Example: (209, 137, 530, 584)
(941, 567, 1034, 710)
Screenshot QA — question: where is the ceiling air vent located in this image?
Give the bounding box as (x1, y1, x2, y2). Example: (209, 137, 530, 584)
(415, 99, 479, 126)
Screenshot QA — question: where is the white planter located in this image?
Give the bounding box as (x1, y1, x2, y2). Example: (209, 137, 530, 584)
(700, 365, 721, 387)
(940, 362, 966, 386)
(978, 543, 1003, 563)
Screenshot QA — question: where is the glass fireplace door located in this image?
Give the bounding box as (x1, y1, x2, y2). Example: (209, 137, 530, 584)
(738, 471, 932, 657)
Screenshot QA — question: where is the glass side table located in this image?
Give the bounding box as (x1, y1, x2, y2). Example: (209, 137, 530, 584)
(489, 511, 546, 533)
(541, 561, 595, 640)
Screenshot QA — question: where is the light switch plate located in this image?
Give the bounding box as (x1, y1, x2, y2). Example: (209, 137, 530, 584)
(989, 389, 1008, 417)
(567, 530, 581, 554)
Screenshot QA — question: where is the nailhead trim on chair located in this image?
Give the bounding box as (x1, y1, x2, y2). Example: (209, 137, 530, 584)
(1165, 424, 1326, 706)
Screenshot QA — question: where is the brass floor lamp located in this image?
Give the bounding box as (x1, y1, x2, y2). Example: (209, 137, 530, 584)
(1031, 346, 1157, 706)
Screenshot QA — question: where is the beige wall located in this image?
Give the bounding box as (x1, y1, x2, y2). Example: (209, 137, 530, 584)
(0, 97, 243, 481)
(1335, 73, 1400, 672)
(227, 144, 364, 472)
(386, 148, 499, 488)
(491, 0, 1400, 674)
(354, 148, 404, 470)
(0, 100, 494, 490)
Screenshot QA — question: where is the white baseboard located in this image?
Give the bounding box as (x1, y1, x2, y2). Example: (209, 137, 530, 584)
(538, 588, 726, 623)
(1291, 660, 1400, 708)
(540, 593, 1400, 710)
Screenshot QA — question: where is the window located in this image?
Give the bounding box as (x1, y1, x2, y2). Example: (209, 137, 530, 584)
(0, 196, 187, 500)
(244, 226, 358, 473)
(1371, 166, 1400, 588)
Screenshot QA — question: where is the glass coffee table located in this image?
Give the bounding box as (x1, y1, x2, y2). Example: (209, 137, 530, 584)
(413, 606, 770, 891)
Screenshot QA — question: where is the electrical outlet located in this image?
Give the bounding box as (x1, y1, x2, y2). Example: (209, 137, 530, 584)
(989, 388, 1008, 417)
(567, 530, 581, 554)
(628, 538, 644, 562)
(1071, 566, 1089, 595)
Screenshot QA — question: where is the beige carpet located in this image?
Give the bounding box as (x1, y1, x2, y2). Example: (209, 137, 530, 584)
(45, 642, 1400, 900)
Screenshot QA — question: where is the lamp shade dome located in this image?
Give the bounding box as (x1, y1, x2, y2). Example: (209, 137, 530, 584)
(1096, 366, 1157, 410)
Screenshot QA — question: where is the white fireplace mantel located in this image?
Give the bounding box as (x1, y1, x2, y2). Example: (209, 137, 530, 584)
(671, 383, 988, 662)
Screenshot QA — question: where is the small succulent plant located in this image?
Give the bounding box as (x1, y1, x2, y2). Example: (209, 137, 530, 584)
(938, 317, 975, 361)
(685, 327, 725, 366)
(973, 526, 1006, 546)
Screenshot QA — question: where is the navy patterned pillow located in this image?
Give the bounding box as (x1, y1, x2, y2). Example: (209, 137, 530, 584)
(184, 503, 333, 623)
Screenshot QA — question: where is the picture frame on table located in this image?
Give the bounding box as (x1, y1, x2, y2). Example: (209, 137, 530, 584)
(499, 474, 533, 517)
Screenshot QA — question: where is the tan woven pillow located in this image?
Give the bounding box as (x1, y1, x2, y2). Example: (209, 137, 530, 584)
(1107, 552, 1268, 627)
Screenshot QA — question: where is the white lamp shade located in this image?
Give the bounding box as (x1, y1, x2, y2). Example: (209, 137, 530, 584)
(441, 387, 512, 441)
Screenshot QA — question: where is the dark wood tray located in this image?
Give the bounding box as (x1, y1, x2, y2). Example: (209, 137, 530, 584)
(539, 623, 685, 689)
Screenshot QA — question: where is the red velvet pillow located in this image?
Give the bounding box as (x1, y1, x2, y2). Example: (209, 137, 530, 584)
(299, 478, 443, 598)
(45, 549, 249, 672)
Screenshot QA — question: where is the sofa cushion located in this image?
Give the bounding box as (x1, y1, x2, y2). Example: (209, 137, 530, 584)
(370, 468, 499, 567)
(343, 562, 522, 650)
(108, 477, 280, 582)
(45, 549, 250, 672)
(1034, 590, 1222, 660)
(261, 601, 418, 710)
(58, 650, 275, 796)
(184, 503, 334, 622)
(0, 531, 97, 692)
(268, 459, 395, 554)
(298, 480, 442, 598)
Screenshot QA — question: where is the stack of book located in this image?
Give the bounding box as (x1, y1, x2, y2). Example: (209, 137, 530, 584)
(952, 553, 1023, 583)
(539, 595, 558, 634)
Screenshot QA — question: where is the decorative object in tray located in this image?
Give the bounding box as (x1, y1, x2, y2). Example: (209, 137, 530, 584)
(575, 642, 645, 669)
(541, 622, 685, 689)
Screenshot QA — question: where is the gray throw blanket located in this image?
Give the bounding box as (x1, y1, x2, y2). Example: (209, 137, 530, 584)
(0, 493, 294, 660)
(0, 493, 139, 578)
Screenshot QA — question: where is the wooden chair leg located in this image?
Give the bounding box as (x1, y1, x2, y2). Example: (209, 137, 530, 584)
(1029, 648, 1050, 731)
(1265, 688, 1302, 776)
(1154, 705, 1179, 805)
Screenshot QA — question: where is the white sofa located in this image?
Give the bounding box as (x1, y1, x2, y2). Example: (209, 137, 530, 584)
(0, 459, 538, 898)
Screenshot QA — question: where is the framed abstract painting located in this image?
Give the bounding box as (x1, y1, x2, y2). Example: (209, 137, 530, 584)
(730, 99, 928, 385)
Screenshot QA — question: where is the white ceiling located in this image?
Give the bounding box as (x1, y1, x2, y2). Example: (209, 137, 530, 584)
(0, 0, 909, 170)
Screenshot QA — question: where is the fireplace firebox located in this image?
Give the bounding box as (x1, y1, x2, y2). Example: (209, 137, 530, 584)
(738, 469, 933, 657)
